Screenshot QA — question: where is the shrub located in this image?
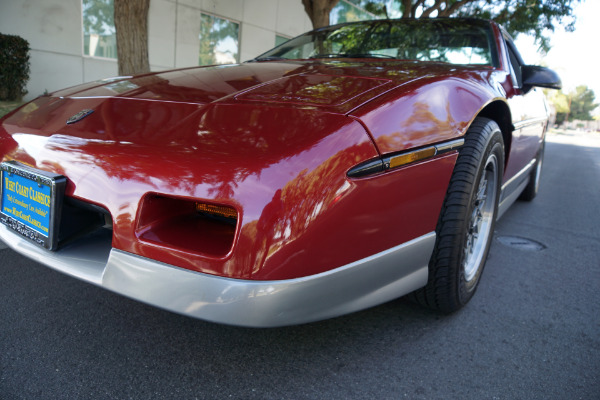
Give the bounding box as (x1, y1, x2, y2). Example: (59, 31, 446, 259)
(0, 33, 31, 101)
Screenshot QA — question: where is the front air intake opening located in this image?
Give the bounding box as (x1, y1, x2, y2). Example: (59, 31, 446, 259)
(57, 198, 112, 249)
(136, 194, 238, 258)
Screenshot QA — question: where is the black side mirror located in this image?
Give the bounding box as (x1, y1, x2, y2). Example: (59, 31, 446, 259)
(522, 65, 562, 92)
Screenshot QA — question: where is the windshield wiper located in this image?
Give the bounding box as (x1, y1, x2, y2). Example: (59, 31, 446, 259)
(309, 53, 397, 59)
(347, 53, 397, 59)
(247, 56, 287, 62)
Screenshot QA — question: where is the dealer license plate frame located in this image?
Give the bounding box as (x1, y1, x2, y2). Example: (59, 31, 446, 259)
(0, 161, 66, 250)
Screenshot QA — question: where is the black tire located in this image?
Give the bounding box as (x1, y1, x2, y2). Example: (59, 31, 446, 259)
(412, 117, 504, 312)
(519, 140, 545, 201)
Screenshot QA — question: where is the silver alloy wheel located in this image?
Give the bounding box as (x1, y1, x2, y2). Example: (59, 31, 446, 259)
(463, 153, 498, 282)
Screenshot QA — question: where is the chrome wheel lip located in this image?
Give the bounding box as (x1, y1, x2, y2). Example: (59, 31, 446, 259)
(463, 153, 498, 283)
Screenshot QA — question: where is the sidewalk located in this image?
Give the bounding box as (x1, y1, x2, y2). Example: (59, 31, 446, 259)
(547, 128, 600, 147)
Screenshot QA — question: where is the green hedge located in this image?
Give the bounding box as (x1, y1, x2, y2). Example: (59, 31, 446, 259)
(0, 33, 30, 101)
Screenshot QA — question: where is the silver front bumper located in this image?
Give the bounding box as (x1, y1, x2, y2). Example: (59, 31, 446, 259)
(0, 224, 434, 327)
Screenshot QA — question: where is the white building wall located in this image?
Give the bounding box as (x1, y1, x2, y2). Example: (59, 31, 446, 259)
(174, 2, 204, 68)
(0, 0, 311, 101)
(148, 0, 177, 69)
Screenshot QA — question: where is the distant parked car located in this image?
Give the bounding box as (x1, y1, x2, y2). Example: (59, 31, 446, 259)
(0, 18, 560, 327)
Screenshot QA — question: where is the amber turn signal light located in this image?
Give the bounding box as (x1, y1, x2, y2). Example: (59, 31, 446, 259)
(389, 147, 437, 169)
(195, 203, 238, 220)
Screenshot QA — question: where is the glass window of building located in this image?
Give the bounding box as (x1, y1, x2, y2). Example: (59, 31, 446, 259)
(199, 14, 240, 65)
(330, 0, 376, 25)
(82, 0, 117, 59)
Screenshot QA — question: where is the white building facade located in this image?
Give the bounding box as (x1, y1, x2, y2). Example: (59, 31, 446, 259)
(0, 0, 375, 101)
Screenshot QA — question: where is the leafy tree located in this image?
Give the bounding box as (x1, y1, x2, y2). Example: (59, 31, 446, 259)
(550, 85, 598, 124)
(567, 85, 597, 121)
(412, 0, 579, 52)
(304, 0, 580, 51)
(0, 34, 30, 101)
(546, 89, 569, 124)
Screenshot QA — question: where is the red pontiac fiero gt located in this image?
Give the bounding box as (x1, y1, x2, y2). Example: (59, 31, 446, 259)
(0, 18, 560, 326)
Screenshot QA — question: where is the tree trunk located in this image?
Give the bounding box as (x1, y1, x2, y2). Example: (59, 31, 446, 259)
(302, 0, 340, 29)
(114, 0, 150, 76)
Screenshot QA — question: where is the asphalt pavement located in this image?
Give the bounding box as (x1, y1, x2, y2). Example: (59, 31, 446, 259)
(1, 130, 599, 399)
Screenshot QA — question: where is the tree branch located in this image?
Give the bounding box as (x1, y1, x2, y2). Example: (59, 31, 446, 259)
(402, 0, 413, 18)
(421, 0, 445, 18)
(439, 0, 478, 17)
(412, 0, 426, 18)
(302, 0, 339, 29)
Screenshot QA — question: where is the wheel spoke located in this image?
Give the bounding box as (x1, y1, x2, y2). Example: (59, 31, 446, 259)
(477, 181, 487, 201)
(463, 162, 498, 282)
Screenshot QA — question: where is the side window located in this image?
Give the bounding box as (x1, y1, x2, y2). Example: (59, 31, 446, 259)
(275, 35, 290, 47)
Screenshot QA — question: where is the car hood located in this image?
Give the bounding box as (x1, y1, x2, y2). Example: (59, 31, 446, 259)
(1, 60, 481, 151)
(49, 60, 431, 112)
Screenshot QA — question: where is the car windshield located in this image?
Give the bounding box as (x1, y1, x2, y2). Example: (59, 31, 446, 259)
(255, 19, 497, 67)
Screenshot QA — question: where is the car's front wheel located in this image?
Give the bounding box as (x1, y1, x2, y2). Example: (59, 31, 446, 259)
(412, 117, 504, 312)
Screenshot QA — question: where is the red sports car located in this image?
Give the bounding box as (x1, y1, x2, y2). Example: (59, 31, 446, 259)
(0, 18, 560, 327)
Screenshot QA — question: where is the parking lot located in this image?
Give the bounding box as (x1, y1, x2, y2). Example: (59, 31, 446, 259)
(1, 130, 599, 399)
